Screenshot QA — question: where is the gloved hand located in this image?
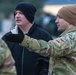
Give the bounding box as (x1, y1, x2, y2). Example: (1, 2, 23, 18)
(4, 33, 24, 43)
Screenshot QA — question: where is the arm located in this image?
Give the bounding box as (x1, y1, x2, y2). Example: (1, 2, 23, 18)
(4, 32, 76, 58)
(21, 32, 76, 58)
(0, 40, 6, 66)
(0, 40, 17, 75)
(21, 35, 51, 57)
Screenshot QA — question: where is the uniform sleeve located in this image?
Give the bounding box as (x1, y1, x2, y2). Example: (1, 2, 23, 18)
(21, 35, 51, 57)
(0, 40, 17, 75)
(21, 32, 76, 58)
(48, 32, 76, 57)
(0, 40, 6, 66)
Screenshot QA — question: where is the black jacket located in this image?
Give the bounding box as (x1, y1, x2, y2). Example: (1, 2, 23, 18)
(2, 23, 53, 75)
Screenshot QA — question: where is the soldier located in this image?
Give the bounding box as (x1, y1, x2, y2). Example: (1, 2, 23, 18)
(4, 5, 76, 75)
(0, 39, 17, 75)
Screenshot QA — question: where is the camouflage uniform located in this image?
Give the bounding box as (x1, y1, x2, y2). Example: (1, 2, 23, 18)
(0, 39, 17, 75)
(21, 27, 76, 75)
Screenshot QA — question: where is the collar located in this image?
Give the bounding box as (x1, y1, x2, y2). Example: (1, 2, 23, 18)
(18, 22, 38, 35)
(60, 26, 76, 36)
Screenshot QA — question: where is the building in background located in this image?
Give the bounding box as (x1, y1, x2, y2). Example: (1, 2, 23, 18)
(43, 0, 76, 15)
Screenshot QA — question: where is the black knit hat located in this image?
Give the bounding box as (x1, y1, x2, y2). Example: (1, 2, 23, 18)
(14, 2, 36, 23)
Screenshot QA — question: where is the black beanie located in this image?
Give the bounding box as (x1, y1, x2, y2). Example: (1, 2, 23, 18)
(14, 2, 36, 23)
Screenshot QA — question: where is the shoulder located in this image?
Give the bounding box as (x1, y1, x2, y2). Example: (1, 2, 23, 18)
(0, 39, 8, 49)
(0, 39, 12, 57)
(0, 39, 6, 46)
(38, 27, 52, 36)
(33, 23, 51, 36)
(36, 25, 50, 34)
(51, 31, 76, 46)
(2, 32, 11, 40)
(36, 27, 53, 40)
(65, 31, 76, 40)
(32, 23, 53, 41)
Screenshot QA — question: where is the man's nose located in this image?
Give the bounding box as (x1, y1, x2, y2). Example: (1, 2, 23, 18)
(15, 13, 20, 17)
(55, 18, 59, 23)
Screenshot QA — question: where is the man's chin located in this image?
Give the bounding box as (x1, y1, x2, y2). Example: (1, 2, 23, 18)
(16, 23, 22, 26)
(58, 29, 63, 32)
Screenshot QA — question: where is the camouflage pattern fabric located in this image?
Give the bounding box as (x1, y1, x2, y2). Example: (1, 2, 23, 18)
(0, 39, 17, 75)
(21, 27, 76, 75)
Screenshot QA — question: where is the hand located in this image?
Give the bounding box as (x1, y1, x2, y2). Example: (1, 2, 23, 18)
(5, 33, 24, 43)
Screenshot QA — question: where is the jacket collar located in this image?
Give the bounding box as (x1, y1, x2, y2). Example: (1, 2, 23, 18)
(60, 26, 76, 36)
(18, 22, 38, 35)
(27, 23, 38, 35)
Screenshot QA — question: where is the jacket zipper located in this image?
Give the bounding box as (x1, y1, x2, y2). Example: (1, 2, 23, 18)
(21, 48, 24, 75)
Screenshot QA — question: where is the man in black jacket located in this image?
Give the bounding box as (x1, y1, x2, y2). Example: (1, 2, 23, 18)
(2, 2, 53, 75)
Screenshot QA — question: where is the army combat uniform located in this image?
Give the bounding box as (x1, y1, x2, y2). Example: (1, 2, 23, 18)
(21, 27, 76, 75)
(0, 39, 17, 75)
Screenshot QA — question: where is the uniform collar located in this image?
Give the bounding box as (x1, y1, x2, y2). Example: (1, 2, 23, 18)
(60, 26, 76, 36)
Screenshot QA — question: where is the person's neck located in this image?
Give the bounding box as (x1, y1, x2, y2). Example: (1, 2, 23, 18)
(19, 23, 32, 34)
(67, 24, 75, 30)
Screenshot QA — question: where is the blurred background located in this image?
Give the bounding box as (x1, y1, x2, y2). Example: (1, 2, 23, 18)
(0, 0, 76, 38)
